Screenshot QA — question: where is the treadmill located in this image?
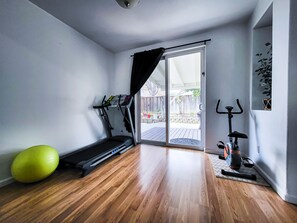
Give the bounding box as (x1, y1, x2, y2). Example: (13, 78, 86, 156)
(60, 95, 136, 177)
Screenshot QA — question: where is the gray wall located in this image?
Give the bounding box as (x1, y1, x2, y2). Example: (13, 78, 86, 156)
(0, 0, 113, 184)
(249, 0, 297, 204)
(112, 22, 250, 154)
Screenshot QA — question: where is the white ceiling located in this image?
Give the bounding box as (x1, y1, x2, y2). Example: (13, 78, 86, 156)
(30, 0, 259, 52)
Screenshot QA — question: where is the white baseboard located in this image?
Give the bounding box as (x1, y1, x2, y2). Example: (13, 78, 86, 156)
(0, 177, 14, 188)
(254, 164, 297, 204)
(254, 164, 286, 199)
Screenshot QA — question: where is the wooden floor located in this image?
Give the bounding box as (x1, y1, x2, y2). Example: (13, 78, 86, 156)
(0, 144, 297, 223)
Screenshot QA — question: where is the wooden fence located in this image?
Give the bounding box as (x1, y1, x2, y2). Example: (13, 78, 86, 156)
(141, 95, 200, 114)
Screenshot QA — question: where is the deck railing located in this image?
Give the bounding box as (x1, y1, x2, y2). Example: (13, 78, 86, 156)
(141, 95, 201, 124)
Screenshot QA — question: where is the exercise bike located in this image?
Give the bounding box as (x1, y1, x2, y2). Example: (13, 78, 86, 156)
(216, 99, 256, 180)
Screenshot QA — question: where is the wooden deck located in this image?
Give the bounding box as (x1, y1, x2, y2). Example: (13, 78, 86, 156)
(141, 127, 201, 145)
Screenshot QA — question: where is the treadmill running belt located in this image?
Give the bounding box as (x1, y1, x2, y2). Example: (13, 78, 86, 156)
(62, 140, 125, 164)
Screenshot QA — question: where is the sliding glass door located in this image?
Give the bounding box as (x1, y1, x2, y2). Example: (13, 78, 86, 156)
(140, 60, 166, 143)
(167, 50, 204, 147)
(138, 47, 205, 149)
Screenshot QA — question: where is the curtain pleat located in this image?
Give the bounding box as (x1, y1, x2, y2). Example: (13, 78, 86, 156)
(125, 47, 165, 132)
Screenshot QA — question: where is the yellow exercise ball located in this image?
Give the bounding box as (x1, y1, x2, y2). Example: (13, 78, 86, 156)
(11, 145, 59, 183)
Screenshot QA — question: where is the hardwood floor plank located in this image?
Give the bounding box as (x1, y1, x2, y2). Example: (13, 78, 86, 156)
(0, 144, 296, 223)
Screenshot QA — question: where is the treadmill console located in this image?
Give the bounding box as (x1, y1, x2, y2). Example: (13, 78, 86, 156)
(103, 95, 132, 107)
(120, 95, 133, 106)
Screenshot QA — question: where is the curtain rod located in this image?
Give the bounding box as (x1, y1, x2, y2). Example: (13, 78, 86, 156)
(130, 38, 211, 57)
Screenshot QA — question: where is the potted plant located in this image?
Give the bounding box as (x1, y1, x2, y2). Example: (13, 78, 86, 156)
(255, 42, 272, 110)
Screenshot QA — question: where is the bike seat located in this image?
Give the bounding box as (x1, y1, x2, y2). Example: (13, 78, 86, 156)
(228, 131, 248, 139)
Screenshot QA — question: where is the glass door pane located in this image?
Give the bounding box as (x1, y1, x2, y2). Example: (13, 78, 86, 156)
(167, 51, 203, 147)
(140, 60, 166, 143)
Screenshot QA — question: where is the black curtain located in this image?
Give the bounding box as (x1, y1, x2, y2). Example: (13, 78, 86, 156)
(125, 47, 165, 132)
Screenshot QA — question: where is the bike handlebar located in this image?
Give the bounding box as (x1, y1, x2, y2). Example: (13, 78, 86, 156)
(216, 99, 243, 114)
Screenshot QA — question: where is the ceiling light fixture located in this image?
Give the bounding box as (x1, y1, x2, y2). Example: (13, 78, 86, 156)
(116, 0, 140, 9)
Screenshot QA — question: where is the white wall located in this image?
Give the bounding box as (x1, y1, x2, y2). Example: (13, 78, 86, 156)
(252, 26, 272, 110)
(113, 22, 250, 153)
(251, 0, 274, 28)
(287, 0, 297, 202)
(249, 0, 297, 204)
(0, 0, 113, 184)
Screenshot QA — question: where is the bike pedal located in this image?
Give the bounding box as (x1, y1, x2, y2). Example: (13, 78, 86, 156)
(218, 155, 225, 160)
(217, 141, 225, 149)
(243, 163, 254, 168)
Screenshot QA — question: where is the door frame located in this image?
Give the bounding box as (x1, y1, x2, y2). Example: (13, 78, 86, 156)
(136, 46, 206, 150)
